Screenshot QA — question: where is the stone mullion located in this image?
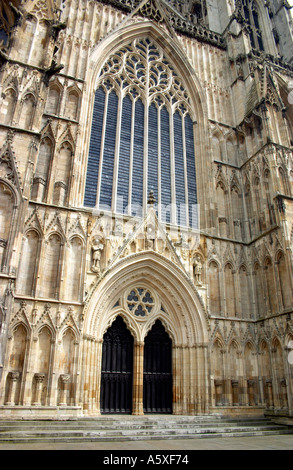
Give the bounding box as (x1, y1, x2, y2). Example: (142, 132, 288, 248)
(143, 97, 149, 215)
(181, 114, 189, 226)
(157, 107, 161, 220)
(169, 110, 176, 225)
(132, 341, 144, 415)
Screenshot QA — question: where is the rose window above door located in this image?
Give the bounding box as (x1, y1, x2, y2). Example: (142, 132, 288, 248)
(127, 287, 154, 317)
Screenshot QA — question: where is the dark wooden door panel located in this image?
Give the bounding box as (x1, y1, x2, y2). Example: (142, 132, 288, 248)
(143, 320, 172, 413)
(100, 316, 133, 414)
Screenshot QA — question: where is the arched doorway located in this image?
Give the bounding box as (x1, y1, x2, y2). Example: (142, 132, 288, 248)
(100, 316, 134, 413)
(143, 320, 172, 413)
(84, 251, 210, 415)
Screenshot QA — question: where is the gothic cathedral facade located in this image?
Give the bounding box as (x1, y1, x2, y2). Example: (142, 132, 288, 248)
(0, 0, 293, 419)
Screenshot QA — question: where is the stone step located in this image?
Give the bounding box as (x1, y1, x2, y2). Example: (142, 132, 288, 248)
(0, 415, 273, 426)
(0, 420, 278, 432)
(0, 428, 292, 443)
(0, 415, 291, 443)
(0, 423, 288, 436)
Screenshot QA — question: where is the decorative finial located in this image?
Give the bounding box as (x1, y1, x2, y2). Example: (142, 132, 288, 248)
(147, 190, 156, 205)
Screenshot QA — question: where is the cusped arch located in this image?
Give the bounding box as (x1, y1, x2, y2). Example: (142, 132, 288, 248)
(59, 325, 78, 343)
(0, 177, 21, 207)
(10, 320, 31, 340)
(142, 313, 176, 345)
(36, 323, 55, 339)
(212, 334, 225, 351)
(45, 230, 64, 244)
(101, 310, 139, 343)
(228, 337, 241, 353)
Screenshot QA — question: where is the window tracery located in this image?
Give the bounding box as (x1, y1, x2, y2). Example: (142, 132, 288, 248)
(127, 287, 154, 317)
(236, 0, 264, 51)
(84, 37, 197, 228)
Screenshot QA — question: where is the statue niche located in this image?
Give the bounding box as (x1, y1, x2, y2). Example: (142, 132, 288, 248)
(91, 237, 104, 275)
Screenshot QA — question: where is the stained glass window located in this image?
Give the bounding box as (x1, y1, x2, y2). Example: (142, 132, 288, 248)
(84, 38, 197, 228)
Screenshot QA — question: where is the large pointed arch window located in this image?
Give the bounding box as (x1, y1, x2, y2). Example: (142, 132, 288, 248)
(84, 38, 198, 228)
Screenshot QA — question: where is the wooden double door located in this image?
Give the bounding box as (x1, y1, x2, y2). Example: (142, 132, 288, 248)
(100, 316, 172, 414)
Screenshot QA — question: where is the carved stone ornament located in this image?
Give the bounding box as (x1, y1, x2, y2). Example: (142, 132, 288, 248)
(91, 237, 104, 274)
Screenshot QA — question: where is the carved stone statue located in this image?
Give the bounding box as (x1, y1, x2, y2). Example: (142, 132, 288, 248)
(193, 254, 203, 286)
(91, 238, 104, 274)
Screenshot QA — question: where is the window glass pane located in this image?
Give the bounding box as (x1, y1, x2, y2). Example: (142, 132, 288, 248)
(100, 91, 119, 210)
(117, 95, 132, 213)
(160, 107, 171, 224)
(174, 111, 186, 226)
(131, 98, 144, 216)
(148, 102, 158, 203)
(84, 87, 106, 207)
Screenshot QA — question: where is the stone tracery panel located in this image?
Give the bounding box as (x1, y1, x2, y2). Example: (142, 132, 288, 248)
(84, 37, 197, 227)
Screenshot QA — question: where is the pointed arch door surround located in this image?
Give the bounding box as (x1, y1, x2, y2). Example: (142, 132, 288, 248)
(100, 316, 173, 414)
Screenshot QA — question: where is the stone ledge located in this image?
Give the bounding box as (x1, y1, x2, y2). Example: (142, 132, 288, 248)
(210, 406, 265, 418)
(0, 405, 83, 420)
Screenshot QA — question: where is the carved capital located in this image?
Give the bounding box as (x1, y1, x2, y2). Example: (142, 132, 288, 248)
(60, 373, 71, 384)
(34, 373, 45, 383)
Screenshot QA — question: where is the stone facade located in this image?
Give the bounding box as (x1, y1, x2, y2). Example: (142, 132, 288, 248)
(0, 0, 292, 419)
